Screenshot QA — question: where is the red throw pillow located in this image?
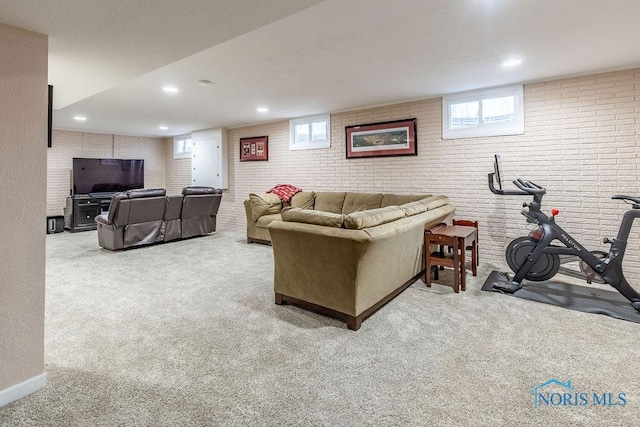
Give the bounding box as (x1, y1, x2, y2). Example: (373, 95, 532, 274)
(267, 184, 302, 203)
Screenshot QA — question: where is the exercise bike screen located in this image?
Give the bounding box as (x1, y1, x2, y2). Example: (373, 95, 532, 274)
(494, 154, 504, 192)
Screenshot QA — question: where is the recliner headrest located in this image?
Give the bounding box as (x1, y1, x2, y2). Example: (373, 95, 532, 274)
(107, 192, 129, 223)
(182, 186, 221, 195)
(110, 192, 128, 203)
(127, 188, 166, 198)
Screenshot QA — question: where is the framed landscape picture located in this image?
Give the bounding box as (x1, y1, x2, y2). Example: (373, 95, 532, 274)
(240, 136, 268, 161)
(345, 118, 417, 159)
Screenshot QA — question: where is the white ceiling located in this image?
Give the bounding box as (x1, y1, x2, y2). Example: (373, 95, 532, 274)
(2, 0, 640, 137)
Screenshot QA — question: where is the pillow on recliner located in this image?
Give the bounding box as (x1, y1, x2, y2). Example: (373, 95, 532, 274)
(249, 193, 282, 221)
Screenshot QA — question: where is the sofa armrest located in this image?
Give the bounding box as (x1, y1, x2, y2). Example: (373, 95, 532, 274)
(268, 221, 371, 316)
(95, 212, 110, 225)
(243, 199, 254, 223)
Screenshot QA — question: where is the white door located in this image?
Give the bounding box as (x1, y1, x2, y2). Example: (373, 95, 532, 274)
(191, 138, 220, 188)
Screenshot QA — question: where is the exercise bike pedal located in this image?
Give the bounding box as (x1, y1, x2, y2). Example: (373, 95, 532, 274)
(492, 281, 523, 294)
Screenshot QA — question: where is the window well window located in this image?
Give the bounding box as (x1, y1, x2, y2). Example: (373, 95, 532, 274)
(442, 85, 524, 139)
(173, 134, 193, 159)
(290, 114, 330, 150)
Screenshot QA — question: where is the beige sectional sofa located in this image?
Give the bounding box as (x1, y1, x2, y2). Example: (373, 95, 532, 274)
(245, 191, 455, 330)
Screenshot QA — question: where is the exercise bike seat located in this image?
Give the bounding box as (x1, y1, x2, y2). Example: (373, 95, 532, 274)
(612, 195, 640, 208)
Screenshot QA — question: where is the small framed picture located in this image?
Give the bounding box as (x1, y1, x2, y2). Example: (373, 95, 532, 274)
(240, 136, 268, 161)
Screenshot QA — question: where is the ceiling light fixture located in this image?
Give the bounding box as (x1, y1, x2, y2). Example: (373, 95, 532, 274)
(256, 107, 269, 113)
(73, 115, 87, 121)
(159, 125, 168, 130)
(502, 59, 522, 67)
(198, 80, 213, 87)
(162, 86, 179, 93)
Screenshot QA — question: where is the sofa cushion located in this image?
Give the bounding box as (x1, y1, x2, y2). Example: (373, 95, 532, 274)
(249, 193, 282, 221)
(342, 193, 384, 215)
(256, 213, 283, 228)
(282, 207, 345, 228)
(314, 192, 347, 214)
(290, 191, 315, 209)
(401, 195, 450, 217)
(343, 206, 406, 230)
(380, 194, 431, 208)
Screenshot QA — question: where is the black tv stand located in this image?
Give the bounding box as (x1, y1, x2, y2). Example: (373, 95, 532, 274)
(89, 191, 117, 198)
(67, 194, 112, 232)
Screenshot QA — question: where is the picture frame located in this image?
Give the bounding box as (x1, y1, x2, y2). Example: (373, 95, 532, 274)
(240, 136, 268, 162)
(345, 118, 417, 159)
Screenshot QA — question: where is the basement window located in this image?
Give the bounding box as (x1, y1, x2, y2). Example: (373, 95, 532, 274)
(442, 85, 524, 139)
(289, 114, 331, 150)
(173, 134, 193, 159)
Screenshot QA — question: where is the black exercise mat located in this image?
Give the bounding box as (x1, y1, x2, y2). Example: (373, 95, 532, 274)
(482, 270, 640, 324)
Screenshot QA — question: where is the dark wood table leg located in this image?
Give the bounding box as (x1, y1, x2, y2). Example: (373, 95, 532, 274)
(459, 237, 466, 292)
(471, 237, 477, 276)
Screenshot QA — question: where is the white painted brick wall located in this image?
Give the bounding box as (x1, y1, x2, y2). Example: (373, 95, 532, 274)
(216, 68, 640, 278)
(164, 138, 192, 195)
(47, 130, 166, 215)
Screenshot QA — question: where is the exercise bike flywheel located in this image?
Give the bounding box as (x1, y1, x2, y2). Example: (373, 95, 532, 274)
(506, 236, 560, 281)
(578, 250, 607, 284)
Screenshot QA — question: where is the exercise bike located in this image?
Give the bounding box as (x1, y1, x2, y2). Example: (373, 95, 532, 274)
(487, 155, 640, 313)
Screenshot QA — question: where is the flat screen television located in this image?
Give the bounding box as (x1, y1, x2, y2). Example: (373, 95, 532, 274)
(73, 158, 144, 195)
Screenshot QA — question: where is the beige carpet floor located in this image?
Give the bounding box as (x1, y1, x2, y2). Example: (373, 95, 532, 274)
(1, 229, 639, 426)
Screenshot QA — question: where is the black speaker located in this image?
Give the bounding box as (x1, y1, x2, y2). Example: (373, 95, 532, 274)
(47, 215, 64, 234)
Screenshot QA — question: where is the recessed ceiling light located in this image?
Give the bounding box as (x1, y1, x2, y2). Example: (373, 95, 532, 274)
(198, 80, 213, 87)
(162, 86, 179, 93)
(502, 59, 522, 67)
(159, 125, 168, 130)
(256, 107, 269, 113)
(73, 115, 87, 121)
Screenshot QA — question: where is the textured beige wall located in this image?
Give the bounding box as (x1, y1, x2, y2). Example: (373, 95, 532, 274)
(0, 24, 48, 390)
(221, 68, 640, 276)
(47, 130, 167, 214)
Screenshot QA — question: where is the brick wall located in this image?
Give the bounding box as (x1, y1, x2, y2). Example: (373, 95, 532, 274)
(221, 68, 640, 274)
(47, 130, 166, 215)
(164, 138, 192, 195)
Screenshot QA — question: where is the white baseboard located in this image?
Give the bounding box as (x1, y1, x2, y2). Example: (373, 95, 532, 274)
(0, 372, 47, 407)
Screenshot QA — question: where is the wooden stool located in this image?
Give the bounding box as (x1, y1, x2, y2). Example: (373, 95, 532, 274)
(425, 229, 464, 293)
(452, 219, 479, 276)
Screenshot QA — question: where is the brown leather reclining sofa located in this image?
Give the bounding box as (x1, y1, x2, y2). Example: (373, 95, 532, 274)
(95, 187, 222, 250)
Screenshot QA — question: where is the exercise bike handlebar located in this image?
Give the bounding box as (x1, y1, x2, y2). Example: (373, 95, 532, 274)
(513, 178, 546, 195)
(488, 173, 546, 197)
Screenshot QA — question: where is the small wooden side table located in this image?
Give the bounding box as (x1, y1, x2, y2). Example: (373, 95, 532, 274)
(425, 224, 478, 293)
